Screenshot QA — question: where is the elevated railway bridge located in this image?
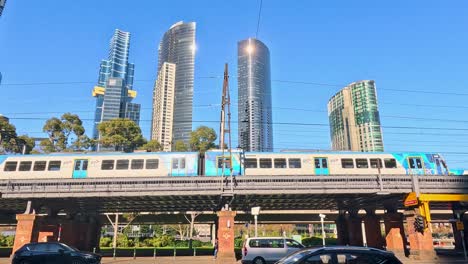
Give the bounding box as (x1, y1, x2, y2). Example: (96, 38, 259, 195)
(0, 174, 467, 261)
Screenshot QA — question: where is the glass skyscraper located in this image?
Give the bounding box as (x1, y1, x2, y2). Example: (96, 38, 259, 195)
(238, 38, 273, 152)
(93, 29, 140, 143)
(328, 80, 384, 152)
(0, 0, 6, 17)
(152, 21, 196, 145)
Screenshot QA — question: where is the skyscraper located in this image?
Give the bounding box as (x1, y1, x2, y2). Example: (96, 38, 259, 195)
(152, 21, 196, 145)
(0, 0, 6, 17)
(328, 80, 384, 152)
(92, 29, 140, 142)
(151, 62, 176, 151)
(238, 38, 273, 152)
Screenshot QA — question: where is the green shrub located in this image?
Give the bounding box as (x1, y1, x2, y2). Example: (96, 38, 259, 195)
(99, 237, 112, 247)
(301, 237, 337, 247)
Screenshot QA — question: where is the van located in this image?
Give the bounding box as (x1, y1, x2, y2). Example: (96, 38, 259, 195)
(241, 237, 305, 264)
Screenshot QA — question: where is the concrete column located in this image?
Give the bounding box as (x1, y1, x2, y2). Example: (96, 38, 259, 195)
(335, 211, 349, 245)
(383, 210, 407, 257)
(363, 210, 384, 249)
(216, 210, 236, 264)
(452, 211, 464, 250)
(347, 210, 363, 246)
(405, 209, 437, 261)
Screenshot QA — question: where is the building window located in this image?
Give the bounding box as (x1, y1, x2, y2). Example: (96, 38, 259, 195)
(101, 160, 115, 170)
(48, 161, 61, 171)
(19, 161, 33, 171)
(356, 159, 369, 168)
(288, 158, 302, 169)
(341, 159, 354, 169)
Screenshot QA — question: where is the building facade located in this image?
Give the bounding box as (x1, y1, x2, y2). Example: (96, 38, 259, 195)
(92, 29, 140, 143)
(237, 38, 273, 152)
(153, 21, 196, 145)
(328, 80, 384, 152)
(151, 62, 176, 151)
(0, 0, 6, 17)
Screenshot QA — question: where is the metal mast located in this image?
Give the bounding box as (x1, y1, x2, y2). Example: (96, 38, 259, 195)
(219, 63, 234, 192)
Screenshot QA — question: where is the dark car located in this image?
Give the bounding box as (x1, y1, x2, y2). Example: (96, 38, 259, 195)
(11, 242, 101, 264)
(275, 246, 402, 264)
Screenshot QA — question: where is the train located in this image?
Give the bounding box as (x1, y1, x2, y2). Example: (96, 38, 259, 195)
(0, 150, 466, 180)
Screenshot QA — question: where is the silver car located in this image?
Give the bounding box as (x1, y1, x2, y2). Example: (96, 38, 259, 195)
(242, 237, 305, 264)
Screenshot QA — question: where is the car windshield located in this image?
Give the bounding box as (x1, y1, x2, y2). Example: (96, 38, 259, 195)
(277, 250, 314, 264)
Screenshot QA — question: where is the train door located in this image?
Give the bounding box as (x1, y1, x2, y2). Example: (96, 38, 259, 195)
(314, 158, 329, 175)
(72, 159, 88, 178)
(408, 157, 424, 175)
(171, 157, 187, 176)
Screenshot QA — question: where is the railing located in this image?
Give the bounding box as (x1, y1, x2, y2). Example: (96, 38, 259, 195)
(0, 175, 467, 198)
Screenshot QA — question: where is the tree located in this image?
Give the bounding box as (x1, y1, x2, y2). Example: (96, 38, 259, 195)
(174, 140, 188, 152)
(139, 140, 162, 152)
(0, 119, 35, 154)
(98, 118, 145, 152)
(189, 126, 217, 153)
(40, 113, 89, 153)
(17, 135, 36, 154)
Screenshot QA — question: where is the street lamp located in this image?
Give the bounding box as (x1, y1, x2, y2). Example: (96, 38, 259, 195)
(319, 214, 326, 247)
(251, 207, 261, 237)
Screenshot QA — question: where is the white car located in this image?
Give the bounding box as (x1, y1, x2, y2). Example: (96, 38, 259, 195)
(241, 237, 305, 264)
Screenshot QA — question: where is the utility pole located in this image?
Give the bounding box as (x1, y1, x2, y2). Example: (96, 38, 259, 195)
(219, 63, 234, 193)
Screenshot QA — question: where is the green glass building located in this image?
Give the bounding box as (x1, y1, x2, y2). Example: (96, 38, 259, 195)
(328, 80, 384, 152)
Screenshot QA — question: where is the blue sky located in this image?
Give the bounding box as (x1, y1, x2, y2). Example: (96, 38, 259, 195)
(1, 0, 468, 168)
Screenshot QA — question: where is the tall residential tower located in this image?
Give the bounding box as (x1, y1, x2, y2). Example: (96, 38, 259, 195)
(238, 38, 273, 152)
(151, 21, 196, 146)
(328, 80, 384, 152)
(92, 29, 140, 143)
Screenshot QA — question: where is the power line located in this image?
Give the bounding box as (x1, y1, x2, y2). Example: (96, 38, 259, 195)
(255, 0, 263, 39)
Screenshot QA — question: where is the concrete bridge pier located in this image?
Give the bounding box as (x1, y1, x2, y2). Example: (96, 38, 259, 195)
(346, 210, 363, 246)
(404, 208, 437, 261)
(383, 208, 407, 258)
(363, 209, 384, 249)
(216, 208, 236, 264)
(335, 210, 349, 245)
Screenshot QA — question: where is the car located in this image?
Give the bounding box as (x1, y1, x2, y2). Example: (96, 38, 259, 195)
(275, 246, 402, 264)
(242, 237, 305, 264)
(11, 242, 101, 264)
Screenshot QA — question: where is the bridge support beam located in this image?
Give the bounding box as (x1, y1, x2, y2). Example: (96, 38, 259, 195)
(405, 209, 437, 261)
(383, 210, 407, 258)
(363, 210, 384, 249)
(216, 209, 236, 264)
(346, 210, 363, 246)
(335, 211, 349, 245)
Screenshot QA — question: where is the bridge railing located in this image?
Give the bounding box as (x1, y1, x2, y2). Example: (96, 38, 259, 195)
(0, 175, 467, 198)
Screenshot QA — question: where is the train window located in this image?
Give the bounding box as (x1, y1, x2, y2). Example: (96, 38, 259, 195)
(33, 161, 47, 171)
(146, 159, 159, 169)
(19, 161, 32, 171)
(260, 159, 272, 168)
(341, 159, 354, 168)
(48, 161, 61, 171)
(131, 159, 144, 170)
(289, 158, 302, 168)
(322, 159, 328, 168)
(218, 157, 231, 169)
(409, 158, 423, 169)
(274, 159, 287, 168)
(172, 158, 179, 169)
(356, 159, 369, 168)
(4, 161, 18, 171)
(384, 159, 397, 168)
(370, 159, 382, 168)
(116, 159, 129, 170)
(82, 160, 88, 170)
(101, 160, 115, 170)
(180, 158, 186, 169)
(245, 158, 258, 168)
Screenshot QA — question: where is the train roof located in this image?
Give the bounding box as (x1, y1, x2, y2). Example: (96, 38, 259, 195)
(0, 151, 199, 158)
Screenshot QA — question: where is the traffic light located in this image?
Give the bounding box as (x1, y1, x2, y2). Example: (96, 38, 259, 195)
(414, 215, 425, 233)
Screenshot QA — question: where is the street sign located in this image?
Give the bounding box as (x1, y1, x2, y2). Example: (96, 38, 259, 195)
(404, 192, 419, 207)
(457, 221, 464, 231)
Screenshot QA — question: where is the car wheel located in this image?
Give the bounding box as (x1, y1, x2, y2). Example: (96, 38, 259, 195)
(71, 258, 85, 264)
(253, 257, 266, 264)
